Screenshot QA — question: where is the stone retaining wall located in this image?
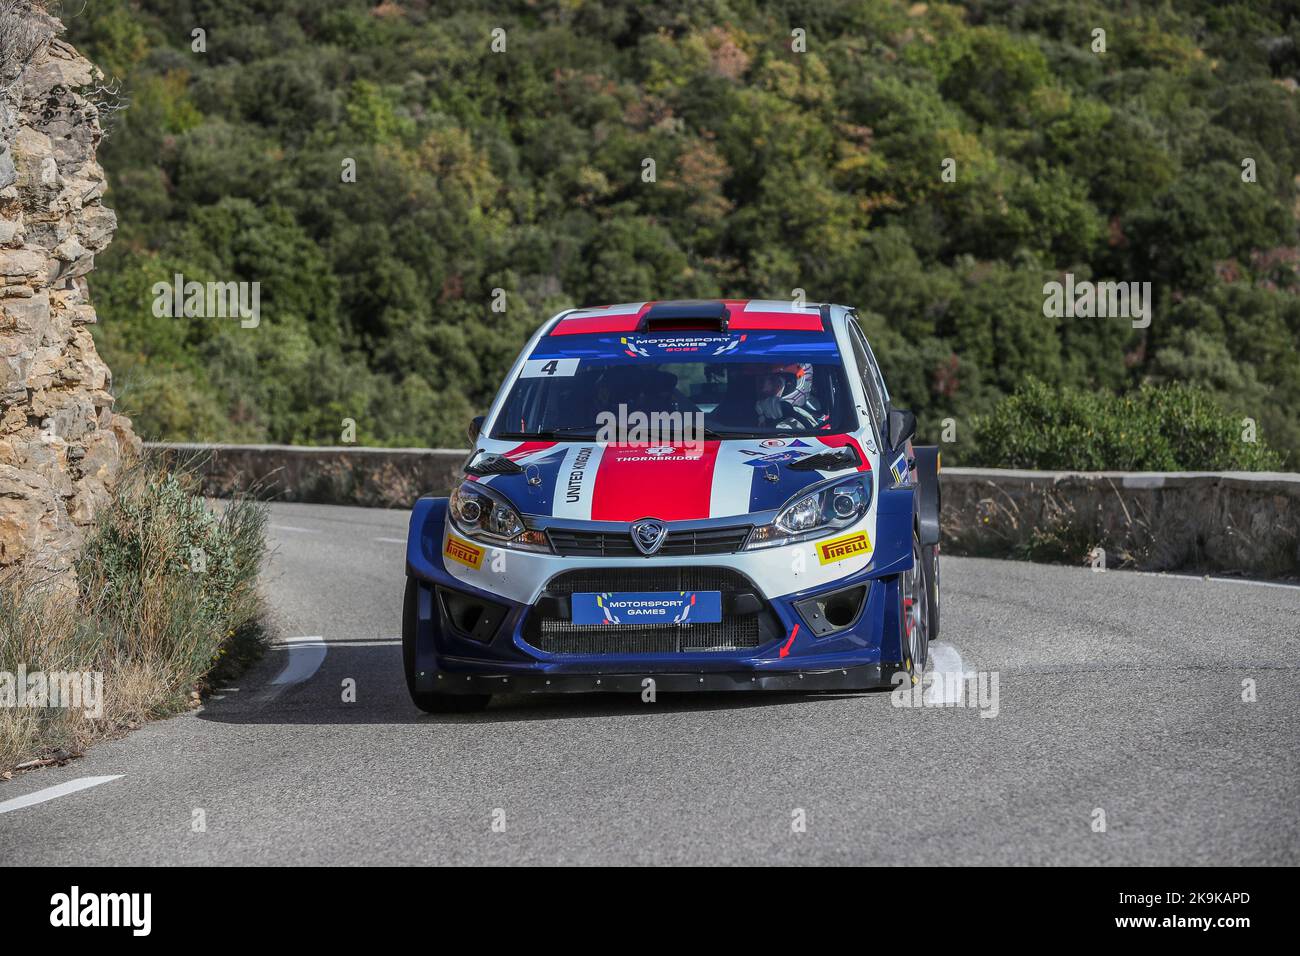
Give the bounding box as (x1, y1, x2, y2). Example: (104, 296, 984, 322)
(939, 468, 1299, 577)
(0, 5, 139, 573)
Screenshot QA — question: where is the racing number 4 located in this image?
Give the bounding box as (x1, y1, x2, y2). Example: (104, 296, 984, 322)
(521, 358, 579, 378)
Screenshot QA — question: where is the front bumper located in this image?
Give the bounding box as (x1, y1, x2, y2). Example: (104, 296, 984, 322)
(406, 496, 916, 695)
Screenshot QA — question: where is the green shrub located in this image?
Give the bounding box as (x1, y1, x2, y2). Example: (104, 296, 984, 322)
(80, 470, 262, 629)
(0, 462, 268, 772)
(967, 380, 1285, 471)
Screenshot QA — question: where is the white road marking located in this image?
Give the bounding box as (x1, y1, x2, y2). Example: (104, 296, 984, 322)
(1131, 570, 1300, 592)
(374, 537, 406, 544)
(271, 524, 321, 534)
(268, 638, 399, 649)
(270, 637, 327, 685)
(924, 642, 966, 706)
(0, 775, 122, 815)
(1205, 576, 1300, 592)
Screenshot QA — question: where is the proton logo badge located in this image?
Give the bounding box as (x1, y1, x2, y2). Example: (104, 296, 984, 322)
(760, 438, 786, 448)
(645, 446, 676, 456)
(631, 518, 668, 555)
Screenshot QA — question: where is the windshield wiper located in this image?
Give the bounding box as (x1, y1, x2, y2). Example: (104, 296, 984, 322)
(492, 429, 594, 440)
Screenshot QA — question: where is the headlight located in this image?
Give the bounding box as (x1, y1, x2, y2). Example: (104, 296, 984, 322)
(449, 481, 551, 552)
(745, 475, 872, 549)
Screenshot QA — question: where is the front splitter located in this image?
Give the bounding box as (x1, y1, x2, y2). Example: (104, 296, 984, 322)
(429, 663, 895, 695)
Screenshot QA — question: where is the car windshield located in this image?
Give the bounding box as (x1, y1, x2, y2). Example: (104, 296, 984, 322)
(491, 333, 857, 440)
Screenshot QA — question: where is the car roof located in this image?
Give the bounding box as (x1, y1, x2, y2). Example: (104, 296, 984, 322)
(548, 299, 834, 336)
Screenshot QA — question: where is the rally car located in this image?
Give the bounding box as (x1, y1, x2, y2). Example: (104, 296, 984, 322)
(403, 299, 941, 712)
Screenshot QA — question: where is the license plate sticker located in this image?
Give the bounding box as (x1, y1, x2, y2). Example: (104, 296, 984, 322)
(571, 591, 722, 625)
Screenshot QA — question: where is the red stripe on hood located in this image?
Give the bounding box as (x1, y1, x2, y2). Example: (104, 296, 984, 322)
(728, 310, 824, 331)
(551, 303, 655, 336)
(591, 442, 721, 521)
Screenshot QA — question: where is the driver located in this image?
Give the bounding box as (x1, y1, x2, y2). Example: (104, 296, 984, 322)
(752, 371, 789, 424)
(716, 363, 818, 428)
(759, 363, 816, 423)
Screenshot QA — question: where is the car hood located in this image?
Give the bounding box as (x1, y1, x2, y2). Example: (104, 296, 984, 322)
(468, 436, 872, 522)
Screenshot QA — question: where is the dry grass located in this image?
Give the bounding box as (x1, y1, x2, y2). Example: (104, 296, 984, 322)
(0, 461, 268, 773)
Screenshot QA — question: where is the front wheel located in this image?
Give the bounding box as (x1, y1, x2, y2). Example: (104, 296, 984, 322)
(893, 531, 931, 685)
(402, 577, 491, 713)
(921, 542, 940, 643)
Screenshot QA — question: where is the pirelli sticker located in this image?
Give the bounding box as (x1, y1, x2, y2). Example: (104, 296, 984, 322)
(444, 535, 484, 570)
(817, 530, 873, 565)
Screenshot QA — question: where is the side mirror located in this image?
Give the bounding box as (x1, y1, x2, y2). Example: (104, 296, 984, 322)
(887, 405, 917, 449)
(467, 415, 485, 444)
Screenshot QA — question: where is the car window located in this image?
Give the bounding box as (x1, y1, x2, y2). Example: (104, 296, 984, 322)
(491, 347, 858, 440)
(856, 323, 891, 404)
(846, 323, 887, 428)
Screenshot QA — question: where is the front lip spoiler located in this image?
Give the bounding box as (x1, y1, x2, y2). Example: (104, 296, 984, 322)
(429, 663, 893, 695)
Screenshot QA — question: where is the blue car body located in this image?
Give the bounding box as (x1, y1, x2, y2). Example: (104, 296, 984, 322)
(402, 300, 940, 703)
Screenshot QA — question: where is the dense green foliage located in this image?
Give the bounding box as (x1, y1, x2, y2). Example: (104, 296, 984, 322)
(968, 379, 1284, 470)
(64, 0, 1300, 466)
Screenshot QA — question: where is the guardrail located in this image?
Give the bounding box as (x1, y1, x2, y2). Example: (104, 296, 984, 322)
(147, 443, 1299, 577)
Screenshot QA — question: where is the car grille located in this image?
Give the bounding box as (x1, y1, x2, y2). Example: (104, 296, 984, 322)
(547, 525, 751, 557)
(524, 566, 762, 655)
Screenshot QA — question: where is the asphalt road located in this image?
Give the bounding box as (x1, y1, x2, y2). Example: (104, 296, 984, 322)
(2, 501, 1297, 865)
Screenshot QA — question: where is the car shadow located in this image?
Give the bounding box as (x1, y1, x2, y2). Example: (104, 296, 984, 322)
(197, 640, 887, 727)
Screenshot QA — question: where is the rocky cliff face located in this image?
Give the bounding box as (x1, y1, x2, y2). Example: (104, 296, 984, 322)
(0, 4, 139, 573)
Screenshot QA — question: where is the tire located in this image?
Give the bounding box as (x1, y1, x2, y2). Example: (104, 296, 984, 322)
(402, 577, 491, 714)
(893, 530, 931, 686)
(913, 445, 941, 644)
(921, 542, 940, 644)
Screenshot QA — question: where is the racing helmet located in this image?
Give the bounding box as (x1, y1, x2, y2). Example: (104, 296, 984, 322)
(773, 362, 814, 408)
